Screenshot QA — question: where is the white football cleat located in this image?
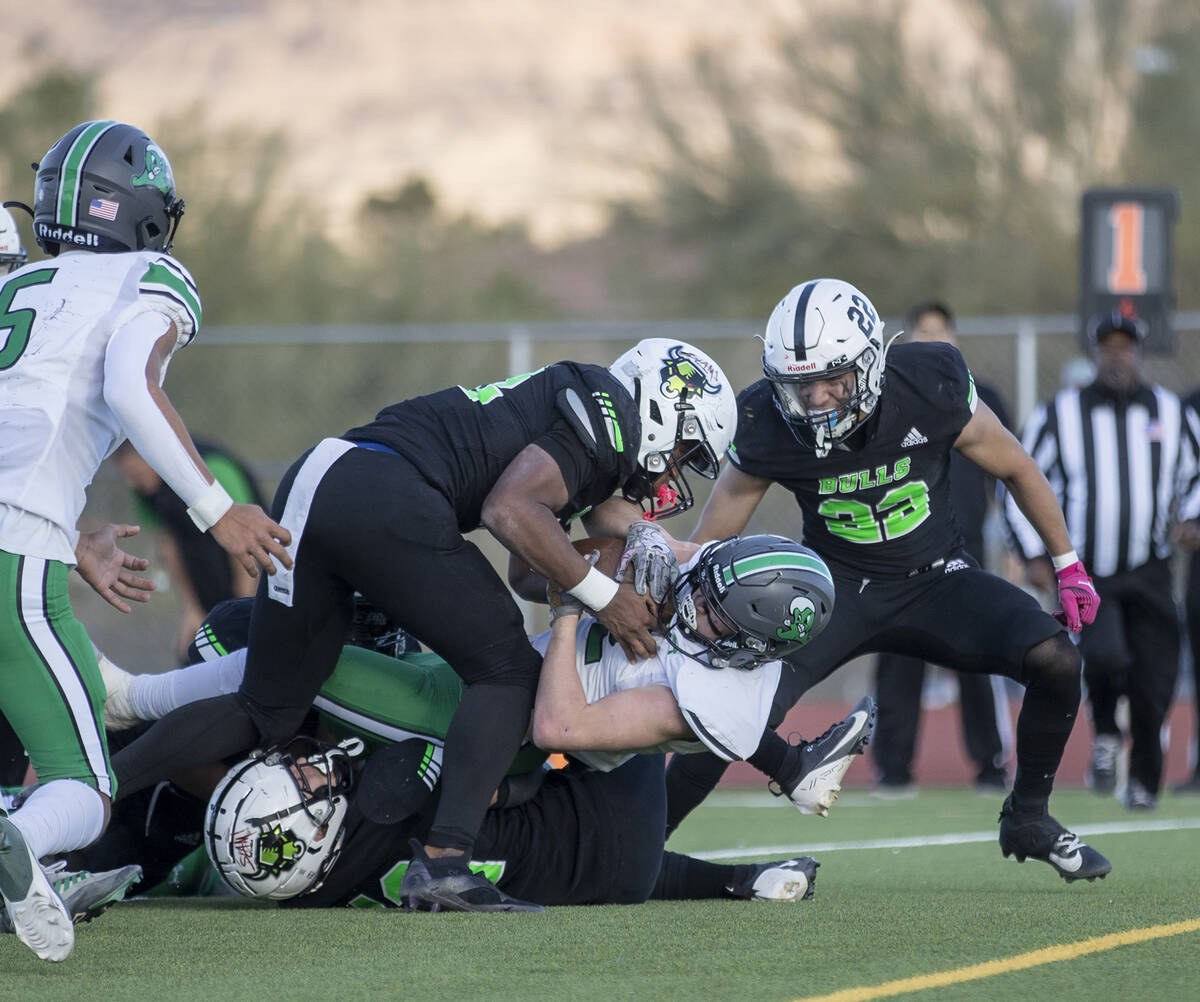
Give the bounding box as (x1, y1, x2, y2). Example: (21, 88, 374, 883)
(0, 817, 74, 962)
(778, 696, 877, 816)
(727, 857, 819, 901)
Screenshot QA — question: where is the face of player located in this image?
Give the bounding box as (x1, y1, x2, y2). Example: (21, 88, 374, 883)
(691, 592, 734, 643)
(796, 370, 857, 419)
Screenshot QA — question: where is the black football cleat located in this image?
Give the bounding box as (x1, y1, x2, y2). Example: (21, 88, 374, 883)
(775, 695, 877, 816)
(399, 839, 543, 913)
(998, 795, 1112, 883)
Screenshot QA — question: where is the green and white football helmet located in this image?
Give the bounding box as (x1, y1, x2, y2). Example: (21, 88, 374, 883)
(32, 120, 185, 255)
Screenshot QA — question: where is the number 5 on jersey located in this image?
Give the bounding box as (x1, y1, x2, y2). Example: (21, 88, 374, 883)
(0, 268, 57, 370)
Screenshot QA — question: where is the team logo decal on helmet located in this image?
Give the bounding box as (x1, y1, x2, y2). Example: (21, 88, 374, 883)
(777, 595, 817, 646)
(659, 344, 723, 400)
(132, 143, 175, 197)
(610, 339, 737, 519)
(235, 823, 305, 876)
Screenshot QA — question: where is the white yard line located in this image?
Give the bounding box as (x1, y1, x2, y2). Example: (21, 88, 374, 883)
(689, 816, 1200, 861)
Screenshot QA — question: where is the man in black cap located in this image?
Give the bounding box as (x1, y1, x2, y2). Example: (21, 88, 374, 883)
(1008, 311, 1200, 810)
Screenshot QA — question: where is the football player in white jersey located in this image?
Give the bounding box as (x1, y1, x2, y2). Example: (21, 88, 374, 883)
(0, 121, 291, 961)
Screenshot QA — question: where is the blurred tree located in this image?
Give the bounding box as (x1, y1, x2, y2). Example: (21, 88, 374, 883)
(1123, 2, 1200, 306)
(606, 0, 1178, 317)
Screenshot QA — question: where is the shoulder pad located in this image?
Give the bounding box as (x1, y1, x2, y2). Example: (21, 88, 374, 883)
(138, 255, 202, 346)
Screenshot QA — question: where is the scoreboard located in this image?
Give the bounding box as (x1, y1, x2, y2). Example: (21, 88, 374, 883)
(1080, 187, 1179, 353)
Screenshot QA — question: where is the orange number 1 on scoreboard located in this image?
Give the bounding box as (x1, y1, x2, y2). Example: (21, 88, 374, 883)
(1107, 202, 1147, 294)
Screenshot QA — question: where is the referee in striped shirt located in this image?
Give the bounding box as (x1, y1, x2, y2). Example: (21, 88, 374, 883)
(1007, 311, 1200, 810)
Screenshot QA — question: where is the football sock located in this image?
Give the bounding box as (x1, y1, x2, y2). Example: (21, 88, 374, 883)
(650, 850, 738, 900)
(130, 650, 247, 720)
(10, 779, 105, 858)
(426, 682, 534, 853)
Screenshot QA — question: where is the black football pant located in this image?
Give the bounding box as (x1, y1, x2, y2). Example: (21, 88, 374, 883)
(1184, 550, 1200, 781)
(1079, 558, 1181, 796)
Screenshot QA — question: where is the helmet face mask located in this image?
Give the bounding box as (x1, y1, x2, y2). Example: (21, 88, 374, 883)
(205, 738, 363, 900)
(610, 339, 736, 519)
(32, 120, 185, 256)
(761, 279, 888, 457)
(663, 535, 836, 670)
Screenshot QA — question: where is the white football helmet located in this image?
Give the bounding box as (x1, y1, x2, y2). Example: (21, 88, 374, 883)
(761, 278, 892, 457)
(0, 205, 27, 274)
(205, 738, 363, 900)
(609, 338, 736, 518)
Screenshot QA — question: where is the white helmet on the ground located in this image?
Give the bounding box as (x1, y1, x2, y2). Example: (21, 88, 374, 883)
(609, 338, 736, 518)
(761, 278, 890, 457)
(205, 738, 363, 900)
(0, 205, 27, 274)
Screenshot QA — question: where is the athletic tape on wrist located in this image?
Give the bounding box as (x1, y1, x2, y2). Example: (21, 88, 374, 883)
(1051, 550, 1079, 572)
(186, 480, 234, 532)
(567, 566, 619, 611)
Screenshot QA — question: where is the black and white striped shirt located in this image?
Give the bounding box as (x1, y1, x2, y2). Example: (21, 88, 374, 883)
(1006, 382, 1200, 577)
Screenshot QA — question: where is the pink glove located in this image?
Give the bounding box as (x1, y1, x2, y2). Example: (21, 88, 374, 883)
(1054, 561, 1100, 632)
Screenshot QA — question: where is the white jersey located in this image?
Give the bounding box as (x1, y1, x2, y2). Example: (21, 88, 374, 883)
(0, 249, 200, 561)
(530, 618, 781, 773)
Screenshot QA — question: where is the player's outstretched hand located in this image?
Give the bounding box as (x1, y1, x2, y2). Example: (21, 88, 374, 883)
(615, 521, 679, 605)
(594, 583, 658, 661)
(75, 523, 155, 614)
(210, 504, 293, 578)
(1054, 560, 1100, 633)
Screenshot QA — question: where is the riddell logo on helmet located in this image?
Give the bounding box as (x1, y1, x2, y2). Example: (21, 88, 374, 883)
(37, 223, 101, 247)
(786, 361, 821, 372)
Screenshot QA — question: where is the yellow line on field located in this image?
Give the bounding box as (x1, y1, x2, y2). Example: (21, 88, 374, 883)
(794, 917, 1200, 1002)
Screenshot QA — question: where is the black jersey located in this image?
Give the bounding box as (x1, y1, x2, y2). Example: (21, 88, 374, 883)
(343, 362, 640, 531)
(730, 341, 977, 577)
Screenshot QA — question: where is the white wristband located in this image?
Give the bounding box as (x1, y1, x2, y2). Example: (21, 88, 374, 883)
(566, 566, 619, 612)
(1051, 550, 1079, 572)
(186, 480, 235, 532)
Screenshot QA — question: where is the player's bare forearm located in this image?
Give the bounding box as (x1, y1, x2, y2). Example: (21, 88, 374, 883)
(1001, 462, 1073, 557)
(690, 464, 769, 543)
(532, 614, 688, 751)
(955, 404, 1073, 557)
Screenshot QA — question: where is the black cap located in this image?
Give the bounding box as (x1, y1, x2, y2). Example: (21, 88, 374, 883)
(1087, 310, 1147, 345)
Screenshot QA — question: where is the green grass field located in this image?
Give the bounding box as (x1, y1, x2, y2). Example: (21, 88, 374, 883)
(4, 787, 1199, 1002)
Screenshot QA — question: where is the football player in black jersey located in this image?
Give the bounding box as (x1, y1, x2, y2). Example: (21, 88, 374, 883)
(678, 277, 1110, 883)
(110, 339, 736, 911)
